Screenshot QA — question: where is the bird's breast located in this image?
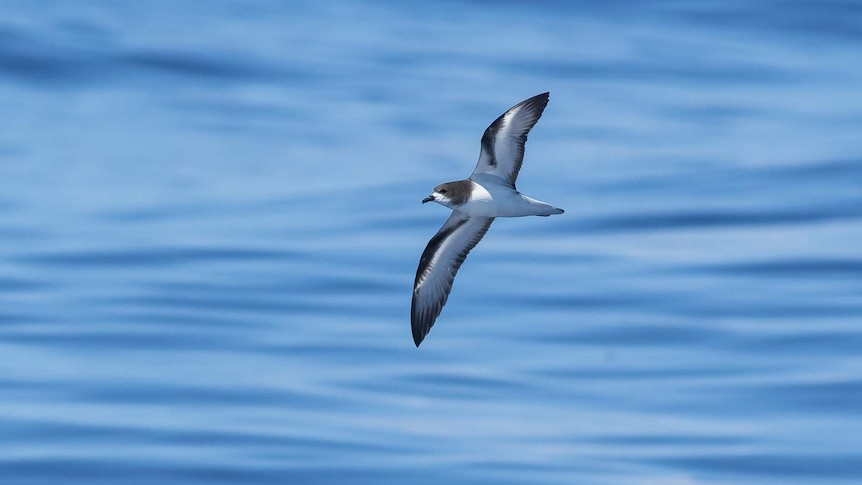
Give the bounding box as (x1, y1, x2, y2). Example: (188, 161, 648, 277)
(455, 182, 526, 217)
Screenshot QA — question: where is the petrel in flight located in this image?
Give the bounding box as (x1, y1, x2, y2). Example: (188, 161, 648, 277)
(412, 92, 564, 346)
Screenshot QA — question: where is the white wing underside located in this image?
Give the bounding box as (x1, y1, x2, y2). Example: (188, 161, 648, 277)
(411, 212, 494, 346)
(470, 92, 549, 187)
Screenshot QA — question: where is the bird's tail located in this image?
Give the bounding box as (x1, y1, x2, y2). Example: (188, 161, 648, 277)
(538, 207, 564, 217)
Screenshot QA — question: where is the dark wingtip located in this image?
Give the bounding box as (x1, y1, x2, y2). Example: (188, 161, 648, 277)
(412, 312, 426, 347)
(412, 327, 425, 347)
(520, 92, 550, 119)
(527, 92, 549, 103)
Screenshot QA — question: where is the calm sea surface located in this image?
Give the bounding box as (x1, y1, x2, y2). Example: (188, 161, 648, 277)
(1, 1, 861, 484)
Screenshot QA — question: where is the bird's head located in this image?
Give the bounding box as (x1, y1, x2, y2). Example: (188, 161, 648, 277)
(422, 181, 470, 209)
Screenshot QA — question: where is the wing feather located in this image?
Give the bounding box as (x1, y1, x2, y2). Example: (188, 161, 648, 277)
(471, 92, 549, 187)
(411, 212, 494, 346)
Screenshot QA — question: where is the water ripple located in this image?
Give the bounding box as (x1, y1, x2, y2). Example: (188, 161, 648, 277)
(574, 206, 861, 233)
(22, 247, 299, 267)
(2, 1, 861, 484)
(705, 258, 862, 278)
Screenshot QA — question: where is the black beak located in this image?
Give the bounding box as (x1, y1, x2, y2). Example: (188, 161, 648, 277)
(422, 195, 434, 204)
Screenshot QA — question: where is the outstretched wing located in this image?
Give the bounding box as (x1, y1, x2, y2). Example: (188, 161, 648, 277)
(471, 92, 550, 187)
(412, 212, 494, 346)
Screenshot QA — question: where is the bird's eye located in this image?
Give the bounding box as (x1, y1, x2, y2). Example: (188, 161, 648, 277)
(439, 189, 447, 194)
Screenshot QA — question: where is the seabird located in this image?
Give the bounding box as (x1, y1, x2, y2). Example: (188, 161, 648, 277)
(412, 92, 564, 347)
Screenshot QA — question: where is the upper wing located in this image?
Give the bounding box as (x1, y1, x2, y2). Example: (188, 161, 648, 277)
(412, 212, 494, 346)
(471, 92, 550, 187)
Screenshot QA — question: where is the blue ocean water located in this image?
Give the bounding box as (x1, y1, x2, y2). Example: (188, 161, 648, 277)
(1, 1, 861, 483)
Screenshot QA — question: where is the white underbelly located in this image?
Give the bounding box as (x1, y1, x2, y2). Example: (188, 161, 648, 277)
(458, 181, 547, 217)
